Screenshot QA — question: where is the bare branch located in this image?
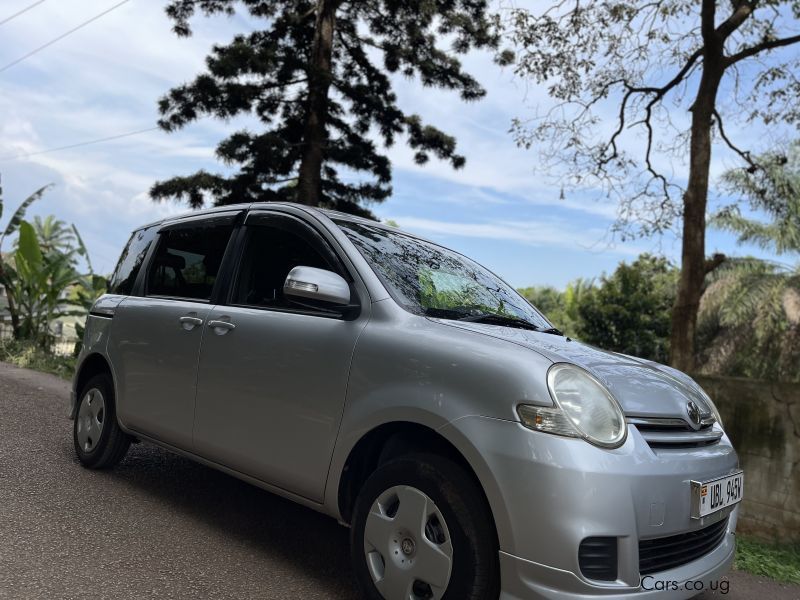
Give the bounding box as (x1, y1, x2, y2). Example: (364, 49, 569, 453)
(727, 33, 800, 65)
(713, 109, 757, 170)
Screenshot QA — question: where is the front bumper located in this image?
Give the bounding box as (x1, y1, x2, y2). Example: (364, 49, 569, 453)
(440, 416, 739, 598)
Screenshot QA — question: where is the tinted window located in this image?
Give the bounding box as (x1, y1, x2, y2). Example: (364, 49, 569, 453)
(233, 223, 334, 309)
(337, 220, 552, 328)
(147, 223, 233, 301)
(108, 226, 157, 296)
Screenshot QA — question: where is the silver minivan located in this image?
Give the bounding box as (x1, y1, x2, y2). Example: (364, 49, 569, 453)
(70, 202, 742, 599)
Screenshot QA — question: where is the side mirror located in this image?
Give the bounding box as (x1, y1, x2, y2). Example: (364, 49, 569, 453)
(283, 266, 351, 306)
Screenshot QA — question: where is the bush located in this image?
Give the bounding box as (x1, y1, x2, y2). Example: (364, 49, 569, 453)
(0, 339, 75, 379)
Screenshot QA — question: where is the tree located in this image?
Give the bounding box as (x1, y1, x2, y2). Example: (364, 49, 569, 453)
(153, 0, 509, 217)
(519, 278, 592, 336)
(697, 259, 800, 380)
(509, 1, 800, 371)
(714, 140, 800, 252)
(576, 255, 678, 362)
(32, 215, 76, 255)
(698, 141, 800, 380)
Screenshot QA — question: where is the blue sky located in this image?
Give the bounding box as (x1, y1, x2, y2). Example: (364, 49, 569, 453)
(0, 0, 792, 288)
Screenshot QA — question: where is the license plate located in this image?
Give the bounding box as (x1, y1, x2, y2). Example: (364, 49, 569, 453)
(691, 471, 744, 519)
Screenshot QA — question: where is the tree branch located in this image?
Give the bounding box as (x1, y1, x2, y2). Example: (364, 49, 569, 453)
(598, 48, 702, 167)
(727, 33, 800, 65)
(704, 253, 726, 275)
(713, 109, 757, 170)
(715, 1, 755, 41)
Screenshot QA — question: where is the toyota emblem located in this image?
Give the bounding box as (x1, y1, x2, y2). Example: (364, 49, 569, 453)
(686, 401, 702, 429)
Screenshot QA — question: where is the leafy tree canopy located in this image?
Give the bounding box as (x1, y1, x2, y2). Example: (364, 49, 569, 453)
(576, 255, 678, 363)
(153, 0, 509, 217)
(522, 255, 678, 363)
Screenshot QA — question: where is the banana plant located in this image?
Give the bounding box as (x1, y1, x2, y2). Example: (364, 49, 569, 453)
(3, 221, 85, 347)
(0, 184, 53, 339)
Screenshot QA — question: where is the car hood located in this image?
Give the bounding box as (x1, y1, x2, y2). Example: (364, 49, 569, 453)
(437, 320, 712, 420)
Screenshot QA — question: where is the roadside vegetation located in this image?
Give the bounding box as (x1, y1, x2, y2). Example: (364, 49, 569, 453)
(735, 536, 800, 584)
(0, 185, 106, 373)
(0, 338, 75, 380)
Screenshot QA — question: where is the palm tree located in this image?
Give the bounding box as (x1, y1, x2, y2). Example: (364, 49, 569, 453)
(699, 142, 800, 381)
(32, 215, 76, 256)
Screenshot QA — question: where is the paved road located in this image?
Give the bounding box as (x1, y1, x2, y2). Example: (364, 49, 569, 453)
(1, 361, 798, 600)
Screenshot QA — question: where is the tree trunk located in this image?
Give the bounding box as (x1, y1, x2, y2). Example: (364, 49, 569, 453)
(296, 0, 338, 207)
(669, 59, 723, 372)
(6, 291, 21, 340)
(0, 263, 21, 339)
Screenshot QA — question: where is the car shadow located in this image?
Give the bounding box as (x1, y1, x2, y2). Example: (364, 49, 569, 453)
(75, 438, 358, 598)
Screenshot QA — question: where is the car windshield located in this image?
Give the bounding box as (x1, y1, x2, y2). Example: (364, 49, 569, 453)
(336, 220, 552, 328)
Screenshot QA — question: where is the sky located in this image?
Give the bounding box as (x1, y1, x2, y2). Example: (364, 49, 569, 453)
(0, 0, 794, 289)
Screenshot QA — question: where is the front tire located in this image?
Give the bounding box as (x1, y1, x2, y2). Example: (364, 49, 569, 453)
(351, 453, 499, 600)
(73, 373, 130, 469)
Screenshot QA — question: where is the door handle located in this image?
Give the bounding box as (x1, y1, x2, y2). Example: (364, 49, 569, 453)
(179, 316, 204, 331)
(208, 319, 236, 335)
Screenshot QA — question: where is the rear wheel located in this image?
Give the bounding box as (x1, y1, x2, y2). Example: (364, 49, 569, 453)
(351, 453, 499, 600)
(73, 373, 130, 469)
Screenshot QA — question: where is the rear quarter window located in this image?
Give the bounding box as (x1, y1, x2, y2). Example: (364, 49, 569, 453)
(107, 226, 157, 296)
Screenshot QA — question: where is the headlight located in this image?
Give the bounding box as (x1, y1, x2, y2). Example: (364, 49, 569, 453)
(518, 363, 627, 448)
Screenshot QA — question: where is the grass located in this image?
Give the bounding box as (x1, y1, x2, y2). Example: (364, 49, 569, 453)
(735, 535, 800, 584)
(0, 338, 76, 380)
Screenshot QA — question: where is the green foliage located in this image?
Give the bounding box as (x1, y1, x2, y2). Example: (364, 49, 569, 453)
(697, 259, 800, 381)
(0, 338, 75, 380)
(700, 143, 800, 381)
(0, 185, 103, 349)
(521, 255, 678, 362)
(3, 221, 85, 347)
(154, 0, 505, 217)
(735, 536, 800, 584)
(577, 255, 677, 362)
(0, 184, 52, 249)
(519, 279, 591, 337)
(32, 215, 78, 256)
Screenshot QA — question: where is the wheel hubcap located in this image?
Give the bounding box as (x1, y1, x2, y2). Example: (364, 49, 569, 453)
(363, 485, 453, 600)
(76, 388, 105, 453)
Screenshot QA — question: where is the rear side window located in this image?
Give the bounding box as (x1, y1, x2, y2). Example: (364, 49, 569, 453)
(108, 226, 157, 296)
(147, 222, 233, 301)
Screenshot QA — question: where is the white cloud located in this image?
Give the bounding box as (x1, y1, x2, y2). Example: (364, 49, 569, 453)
(391, 215, 646, 257)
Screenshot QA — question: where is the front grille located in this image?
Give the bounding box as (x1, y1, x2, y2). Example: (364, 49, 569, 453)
(579, 537, 618, 581)
(639, 518, 728, 575)
(629, 416, 722, 449)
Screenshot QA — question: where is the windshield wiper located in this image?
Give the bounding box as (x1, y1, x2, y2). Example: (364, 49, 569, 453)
(457, 313, 565, 336)
(536, 326, 565, 336)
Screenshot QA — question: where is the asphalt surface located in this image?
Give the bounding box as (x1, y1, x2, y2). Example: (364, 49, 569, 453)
(1, 361, 798, 600)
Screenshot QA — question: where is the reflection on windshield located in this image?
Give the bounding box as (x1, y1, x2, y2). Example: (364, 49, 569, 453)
(336, 220, 552, 329)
